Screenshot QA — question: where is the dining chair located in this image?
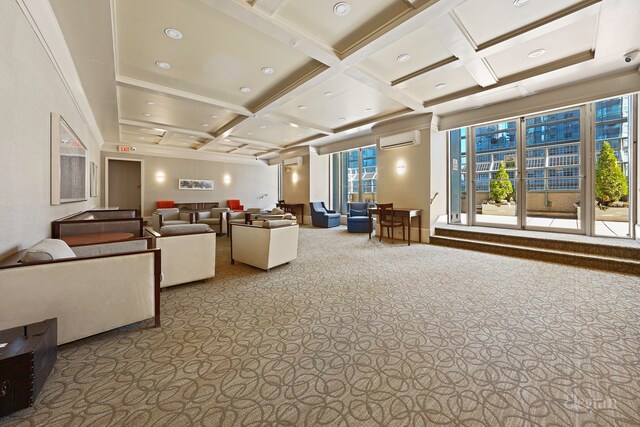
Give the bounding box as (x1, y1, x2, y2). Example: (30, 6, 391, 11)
(376, 203, 404, 242)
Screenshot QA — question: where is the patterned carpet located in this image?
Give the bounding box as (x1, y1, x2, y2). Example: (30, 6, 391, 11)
(3, 226, 640, 426)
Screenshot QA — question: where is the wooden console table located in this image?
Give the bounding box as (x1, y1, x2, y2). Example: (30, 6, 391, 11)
(368, 207, 423, 246)
(60, 232, 134, 246)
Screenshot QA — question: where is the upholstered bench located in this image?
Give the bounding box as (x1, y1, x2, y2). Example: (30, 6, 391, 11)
(230, 220, 299, 271)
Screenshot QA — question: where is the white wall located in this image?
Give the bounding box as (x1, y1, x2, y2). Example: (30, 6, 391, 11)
(101, 152, 278, 217)
(430, 128, 448, 228)
(0, 1, 101, 260)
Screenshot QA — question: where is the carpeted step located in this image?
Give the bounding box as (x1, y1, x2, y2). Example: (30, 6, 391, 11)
(434, 227, 640, 261)
(430, 235, 640, 276)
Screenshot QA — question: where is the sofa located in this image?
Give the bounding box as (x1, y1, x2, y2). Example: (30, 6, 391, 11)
(52, 209, 143, 238)
(310, 201, 341, 228)
(196, 207, 230, 234)
(347, 202, 373, 233)
(231, 221, 299, 270)
(151, 208, 193, 231)
(0, 238, 160, 345)
(146, 224, 216, 288)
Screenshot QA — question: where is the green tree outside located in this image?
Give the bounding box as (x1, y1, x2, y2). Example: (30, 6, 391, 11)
(490, 161, 513, 203)
(595, 141, 628, 205)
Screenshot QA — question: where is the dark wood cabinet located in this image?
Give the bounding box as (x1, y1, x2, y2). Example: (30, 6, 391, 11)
(0, 319, 57, 417)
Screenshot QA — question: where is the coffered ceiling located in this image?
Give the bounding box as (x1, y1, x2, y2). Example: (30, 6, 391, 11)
(49, 0, 640, 163)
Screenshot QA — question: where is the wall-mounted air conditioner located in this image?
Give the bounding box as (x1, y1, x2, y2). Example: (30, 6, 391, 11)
(283, 156, 303, 167)
(378, 130, 420, 151)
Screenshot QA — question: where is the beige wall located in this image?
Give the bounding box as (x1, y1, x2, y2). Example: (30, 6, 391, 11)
(309, 151, 330, 205)
(0, 1, 101, 260)
(101, 152, 278, 216)
(281, 147, 332, 219)
(377, 129, 431, 242)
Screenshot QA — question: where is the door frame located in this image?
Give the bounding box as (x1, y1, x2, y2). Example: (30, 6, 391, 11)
(104, 157, 145, 216)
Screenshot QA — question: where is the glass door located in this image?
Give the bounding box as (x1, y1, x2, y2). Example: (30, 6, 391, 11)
(472, 120, 519, 228)
(522, 107, 585, 233)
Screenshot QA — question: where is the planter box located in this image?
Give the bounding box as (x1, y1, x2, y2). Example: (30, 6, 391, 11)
(577, 206, 629, 222)
(481, 203, 516, 216)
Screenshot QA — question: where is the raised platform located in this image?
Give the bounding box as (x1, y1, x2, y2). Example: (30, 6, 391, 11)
(431, 224, 640, 276)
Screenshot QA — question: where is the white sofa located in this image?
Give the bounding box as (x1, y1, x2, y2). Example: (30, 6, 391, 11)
(195, 207, 230, 235)
(146, 224, 216, 288)
(0, 238, 160, 345)
(231, 221, 299, 270)
(151, 208, 193, 231)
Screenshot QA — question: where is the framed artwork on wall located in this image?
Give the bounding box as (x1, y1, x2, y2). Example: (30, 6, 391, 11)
(51, 113, 87, 205)
(178, 179, 213, 191)
(90, 161, 99, 197)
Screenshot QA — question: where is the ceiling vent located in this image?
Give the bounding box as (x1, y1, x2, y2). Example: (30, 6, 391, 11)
(283, 156, 303, 167)
(378, 131, 420, 151)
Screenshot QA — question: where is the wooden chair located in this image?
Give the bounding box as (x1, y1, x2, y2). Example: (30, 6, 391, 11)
(376, 203, 404, 242)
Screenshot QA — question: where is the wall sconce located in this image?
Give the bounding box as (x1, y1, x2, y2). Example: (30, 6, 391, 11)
(292, 172, 299, 183)
(156, 171, 165, 182)
(223, 174, 231, 184)
(396, 160, 406, 175)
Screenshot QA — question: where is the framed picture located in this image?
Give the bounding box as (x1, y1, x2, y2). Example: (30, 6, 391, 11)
(90, 161, 99, 197)
(51, 113, 87, 204)
(178, 178, 213, 191)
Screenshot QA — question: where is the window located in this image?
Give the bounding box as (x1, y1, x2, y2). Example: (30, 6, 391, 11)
(333, 146, 377, 213)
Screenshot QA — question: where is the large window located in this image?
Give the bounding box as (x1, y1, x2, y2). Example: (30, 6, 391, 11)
(332, 146, 377, 214)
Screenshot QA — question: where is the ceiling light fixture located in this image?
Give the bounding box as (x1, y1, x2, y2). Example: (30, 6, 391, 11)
(513, 0, 531, 7)
(248, 132, 253, 135)
(298, 105, 308, 110)
(261, 67, 275, 75)
(164, 28, 183, 40)
(324, 91, 333, 97)
(365, 108, 373, 112)
(145, 101, 155, 105)
(333, 2, 351, 16)
(435, 83, 447, 90)
(528, 48, 546, 58)
(201, 123, 209, 127)
(143, 113, 152, 117)
(155, 61, 171, 70)
(210, 115, 218, 119)
(239, 87, 251, 93)
(259, 125, 267, 129)
(397, 53, 411, 63)
(189, 135, 195, 139)
(290, 123, 299, 128)
(338, 117, 346, 121)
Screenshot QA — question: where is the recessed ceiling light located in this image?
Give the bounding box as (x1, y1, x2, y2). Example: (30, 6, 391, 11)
(261, 67, 275, 75)
(182, 142, 189, 145)
(189, 135, 195, 139)
(298, 105, 308, 110)
(333, 2, 351, 16)
(139, 137, 146, 140)
(435, 83, 447, 90)
(201, 123, 209, 127)
(324, 91, 333, 97)
(139, 128, 148, 131)
(365, 108, 373, 112)
(210, 115, 218, 119)
(259, 125, 267, 129)
(528, 48, 546, 58)
(338, 117, 346, 121)
(248, 132, 254, 135)
(239, 87, 251, 93)
(155, 61, 171, 70)
(513, 0, 531, 7)
(290, 123, 299, 128)
(397, 53, 411, 63)
(143, 113, 152, 117)
(145, 101, 155, 105)
(164, 28, 183, 40)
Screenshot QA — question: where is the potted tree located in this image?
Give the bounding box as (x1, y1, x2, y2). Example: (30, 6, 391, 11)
(482, 161, 516, 216)
(594, 141, 629, 221)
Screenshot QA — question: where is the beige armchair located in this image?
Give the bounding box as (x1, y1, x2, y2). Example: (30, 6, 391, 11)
(151, 208, 192, 231)
(196, 207, 230, 235)
(231, 221, 299, 270)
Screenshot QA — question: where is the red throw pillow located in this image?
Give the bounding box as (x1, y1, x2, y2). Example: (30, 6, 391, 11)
(157, 200, 175, 209)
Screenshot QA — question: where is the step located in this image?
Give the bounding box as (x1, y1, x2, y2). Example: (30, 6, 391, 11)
(430, 235, 640, 276)
(434, 227, 640, 261)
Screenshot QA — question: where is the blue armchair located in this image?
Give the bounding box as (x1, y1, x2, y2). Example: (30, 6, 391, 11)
(310, 202, 341, 228)
(347, 202, 372, 233)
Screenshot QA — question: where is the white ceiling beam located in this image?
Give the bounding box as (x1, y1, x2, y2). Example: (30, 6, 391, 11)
(251, 0, 287, 16)
(344, 67, 425, 111)
(227, 136, 284, 149)
(119, 119, 213, 139)
(158, 132, 172, 145)
(116, 75, 253, 116)
(196, 115, 249, 151)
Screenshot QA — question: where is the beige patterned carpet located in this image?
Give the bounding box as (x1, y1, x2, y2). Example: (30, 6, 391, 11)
(3, 226, 640, 426)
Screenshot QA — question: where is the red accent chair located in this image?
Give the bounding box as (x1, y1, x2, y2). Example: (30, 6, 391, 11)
(157, 200, 175, 209)
(227, 199, 244, 212)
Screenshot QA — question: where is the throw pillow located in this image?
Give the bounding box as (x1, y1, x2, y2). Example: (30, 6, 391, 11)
(21, 239, 77, 263)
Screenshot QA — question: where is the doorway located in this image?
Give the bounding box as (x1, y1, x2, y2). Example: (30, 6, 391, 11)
(105, 158, 143, 215)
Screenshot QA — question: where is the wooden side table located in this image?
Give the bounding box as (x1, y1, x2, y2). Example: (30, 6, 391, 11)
(0, 319, 57, 417)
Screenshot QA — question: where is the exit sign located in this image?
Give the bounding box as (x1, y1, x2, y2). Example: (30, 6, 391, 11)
(118, 145, 135, 152)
